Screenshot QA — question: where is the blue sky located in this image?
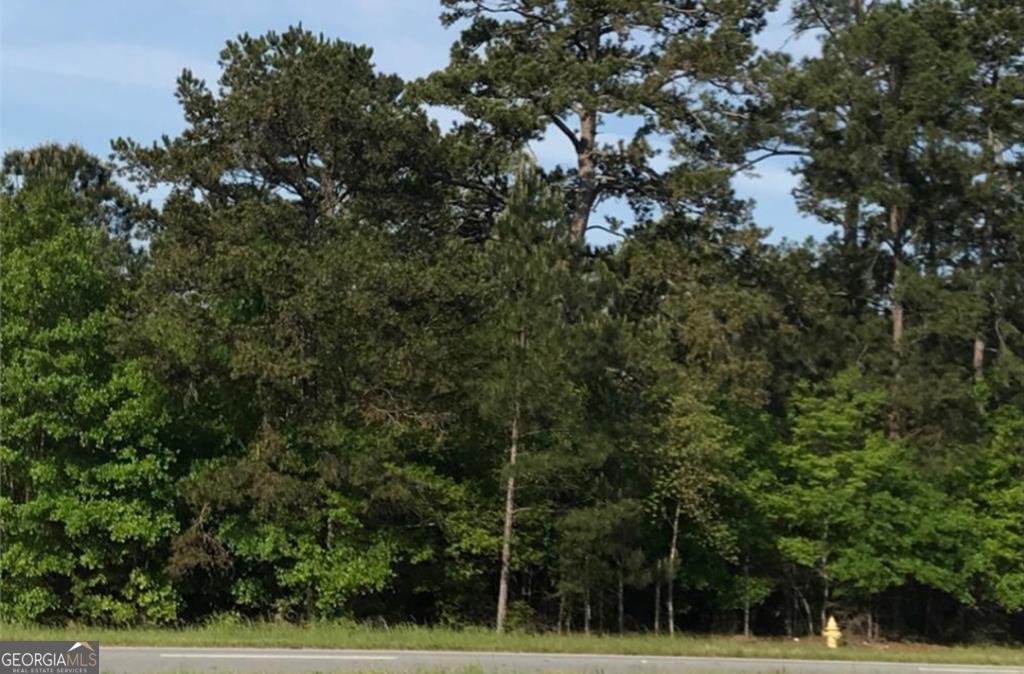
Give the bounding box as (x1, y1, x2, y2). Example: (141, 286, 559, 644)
(1, 0, 826, 243)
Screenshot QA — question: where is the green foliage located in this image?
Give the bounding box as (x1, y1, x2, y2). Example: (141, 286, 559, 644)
(971, 405, 1024, 611)
(469, 161, 585, 447)
(3, 0, 1023, 643)
(768, 372, 968, 603)
(1, 147, 178, 624)
(418, 0, 780, 239)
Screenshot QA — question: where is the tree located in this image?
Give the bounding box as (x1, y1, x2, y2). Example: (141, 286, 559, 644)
(789, 0, 979, 437)
(768, 369, 977, 638)
(958, 0, 1024, 384)
(420, 0, 780, 242)
(614, 212, 781, 634)
(555, 499, 645, 634)
(468, 161, 586, 631)
(115, 27, 446, 239)
(971, 404, 1024, 614)
(114, 27, 474, 621)
(4, 0, 1024, 641)
(0, 146, 178, 624)
(649, 388, 737, 636)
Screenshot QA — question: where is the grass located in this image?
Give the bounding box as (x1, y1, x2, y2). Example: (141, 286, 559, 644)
(109, 670, 645, 674)
(6, 622, 1023, 667)
(118, 668, 615, 674)
(112, 670, 497, 674)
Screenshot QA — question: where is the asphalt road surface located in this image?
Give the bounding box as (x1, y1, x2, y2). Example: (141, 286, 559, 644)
(99, 647, 1024, 674)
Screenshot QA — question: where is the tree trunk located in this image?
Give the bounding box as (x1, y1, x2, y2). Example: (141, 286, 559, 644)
(843, 198, 862, 310)
(617, 566, 625, 633)
(558, 593, 566, 635)
(820, 567, 829, 638)
(743, 559, 751, 638)
(974, 127, 1000, 384)
(843, 199, 859, 253)
(654, 574, 661, 634)
(667, 503, 681, 637)
(973, 337, 985, 382)
(784, 587, 793, 638)
(584, 586, 592, 635)
(793, 582, 814, 636)
(890, 205, 904, 358)
(495, 405, 520, 633)
(888, 204, 904, 438)
(665, 588, 674, 637)
(570, 108, 598, 243)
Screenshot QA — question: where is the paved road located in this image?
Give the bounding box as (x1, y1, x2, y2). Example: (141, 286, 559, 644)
(99, 647, 1024, 674)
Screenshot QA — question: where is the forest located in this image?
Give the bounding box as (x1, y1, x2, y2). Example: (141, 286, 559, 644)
(1, 0, 1023, 645)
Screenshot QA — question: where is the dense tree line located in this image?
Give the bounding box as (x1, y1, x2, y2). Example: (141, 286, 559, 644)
(2, 0, 1023, 643)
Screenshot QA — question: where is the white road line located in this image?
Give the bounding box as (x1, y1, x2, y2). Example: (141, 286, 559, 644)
(918, 668, 1022, 673)
(160, 653, 398, 660)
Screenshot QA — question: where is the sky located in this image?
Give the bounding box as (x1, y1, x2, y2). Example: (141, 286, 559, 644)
(0, 0, 827, 244)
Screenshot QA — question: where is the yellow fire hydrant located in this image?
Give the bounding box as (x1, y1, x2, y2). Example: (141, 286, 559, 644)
(823, 616, 842, 649)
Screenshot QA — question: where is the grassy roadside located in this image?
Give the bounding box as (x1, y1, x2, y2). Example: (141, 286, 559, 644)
(115, 670, 495, 674)
(107, 666, 574, 674)
(114, 669, 605, 674)
(5, 623, 1023, 667)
